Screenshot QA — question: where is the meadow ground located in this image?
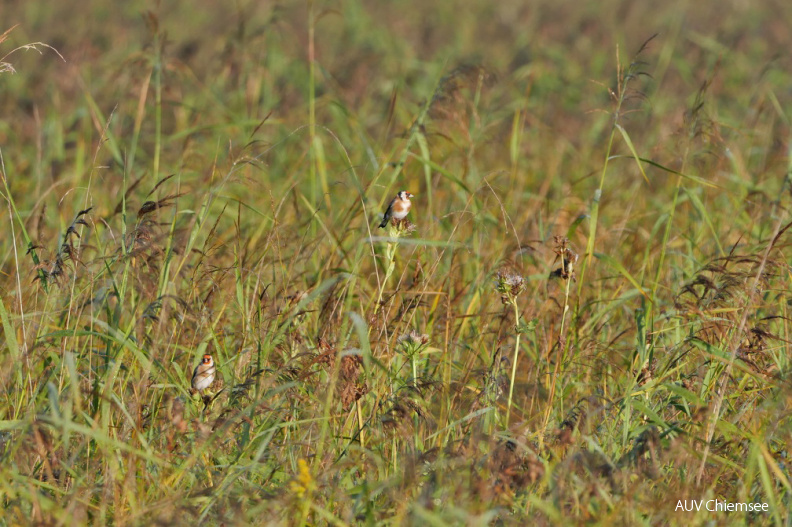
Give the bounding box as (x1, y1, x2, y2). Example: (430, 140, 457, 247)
(1, 0, 791, 525)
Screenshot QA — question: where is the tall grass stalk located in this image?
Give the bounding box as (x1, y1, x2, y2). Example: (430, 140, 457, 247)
(307, 0, 317, 218)
(577, 40, 652, 303)
(152, 22, 162, 179)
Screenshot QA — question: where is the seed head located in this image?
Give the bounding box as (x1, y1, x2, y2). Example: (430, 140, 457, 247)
(495, 271, 526, 304)
(398, 330, 430, 356)
(552, 236, 579, 281)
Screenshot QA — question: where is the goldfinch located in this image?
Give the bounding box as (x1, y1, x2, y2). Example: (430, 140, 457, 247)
(191, 354, 215, 392)
(378, 191, 414, 228)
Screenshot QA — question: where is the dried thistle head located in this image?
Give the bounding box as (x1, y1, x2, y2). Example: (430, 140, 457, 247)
(398, 329, 430, 357)
(551, 236, 579, 281)
(308, 339, 367, 409)
(388, 219, 417, 236)
(495, 270, 526, 304)
(400, 220, 417, 234)
(339, 380, 368, 410)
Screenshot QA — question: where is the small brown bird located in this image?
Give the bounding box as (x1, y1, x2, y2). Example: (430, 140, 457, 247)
(379, 191, 414, 228)
(191, 354, 215, 392)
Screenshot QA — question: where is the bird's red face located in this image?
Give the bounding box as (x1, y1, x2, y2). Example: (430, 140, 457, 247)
(202, 354, 213, 364)
(399, 191, 415, 201)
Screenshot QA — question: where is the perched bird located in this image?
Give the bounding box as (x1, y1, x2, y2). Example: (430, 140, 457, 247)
(192, 354, 216, 392)
(378, 191, 415, 228)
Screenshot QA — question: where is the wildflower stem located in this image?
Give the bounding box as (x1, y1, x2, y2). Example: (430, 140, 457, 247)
(542, 257, 573, 447)
(505, 298, 521, 427)
(412, 352, 420, 448)
(375, 235, 397, 314)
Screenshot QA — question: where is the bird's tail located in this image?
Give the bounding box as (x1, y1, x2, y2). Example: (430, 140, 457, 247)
(378, 217, 388, 228)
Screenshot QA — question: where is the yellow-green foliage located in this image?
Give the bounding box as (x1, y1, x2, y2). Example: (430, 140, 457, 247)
(0, 1, 791, 525)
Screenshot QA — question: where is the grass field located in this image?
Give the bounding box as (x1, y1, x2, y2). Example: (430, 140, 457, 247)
(1, 0, 792, 525)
